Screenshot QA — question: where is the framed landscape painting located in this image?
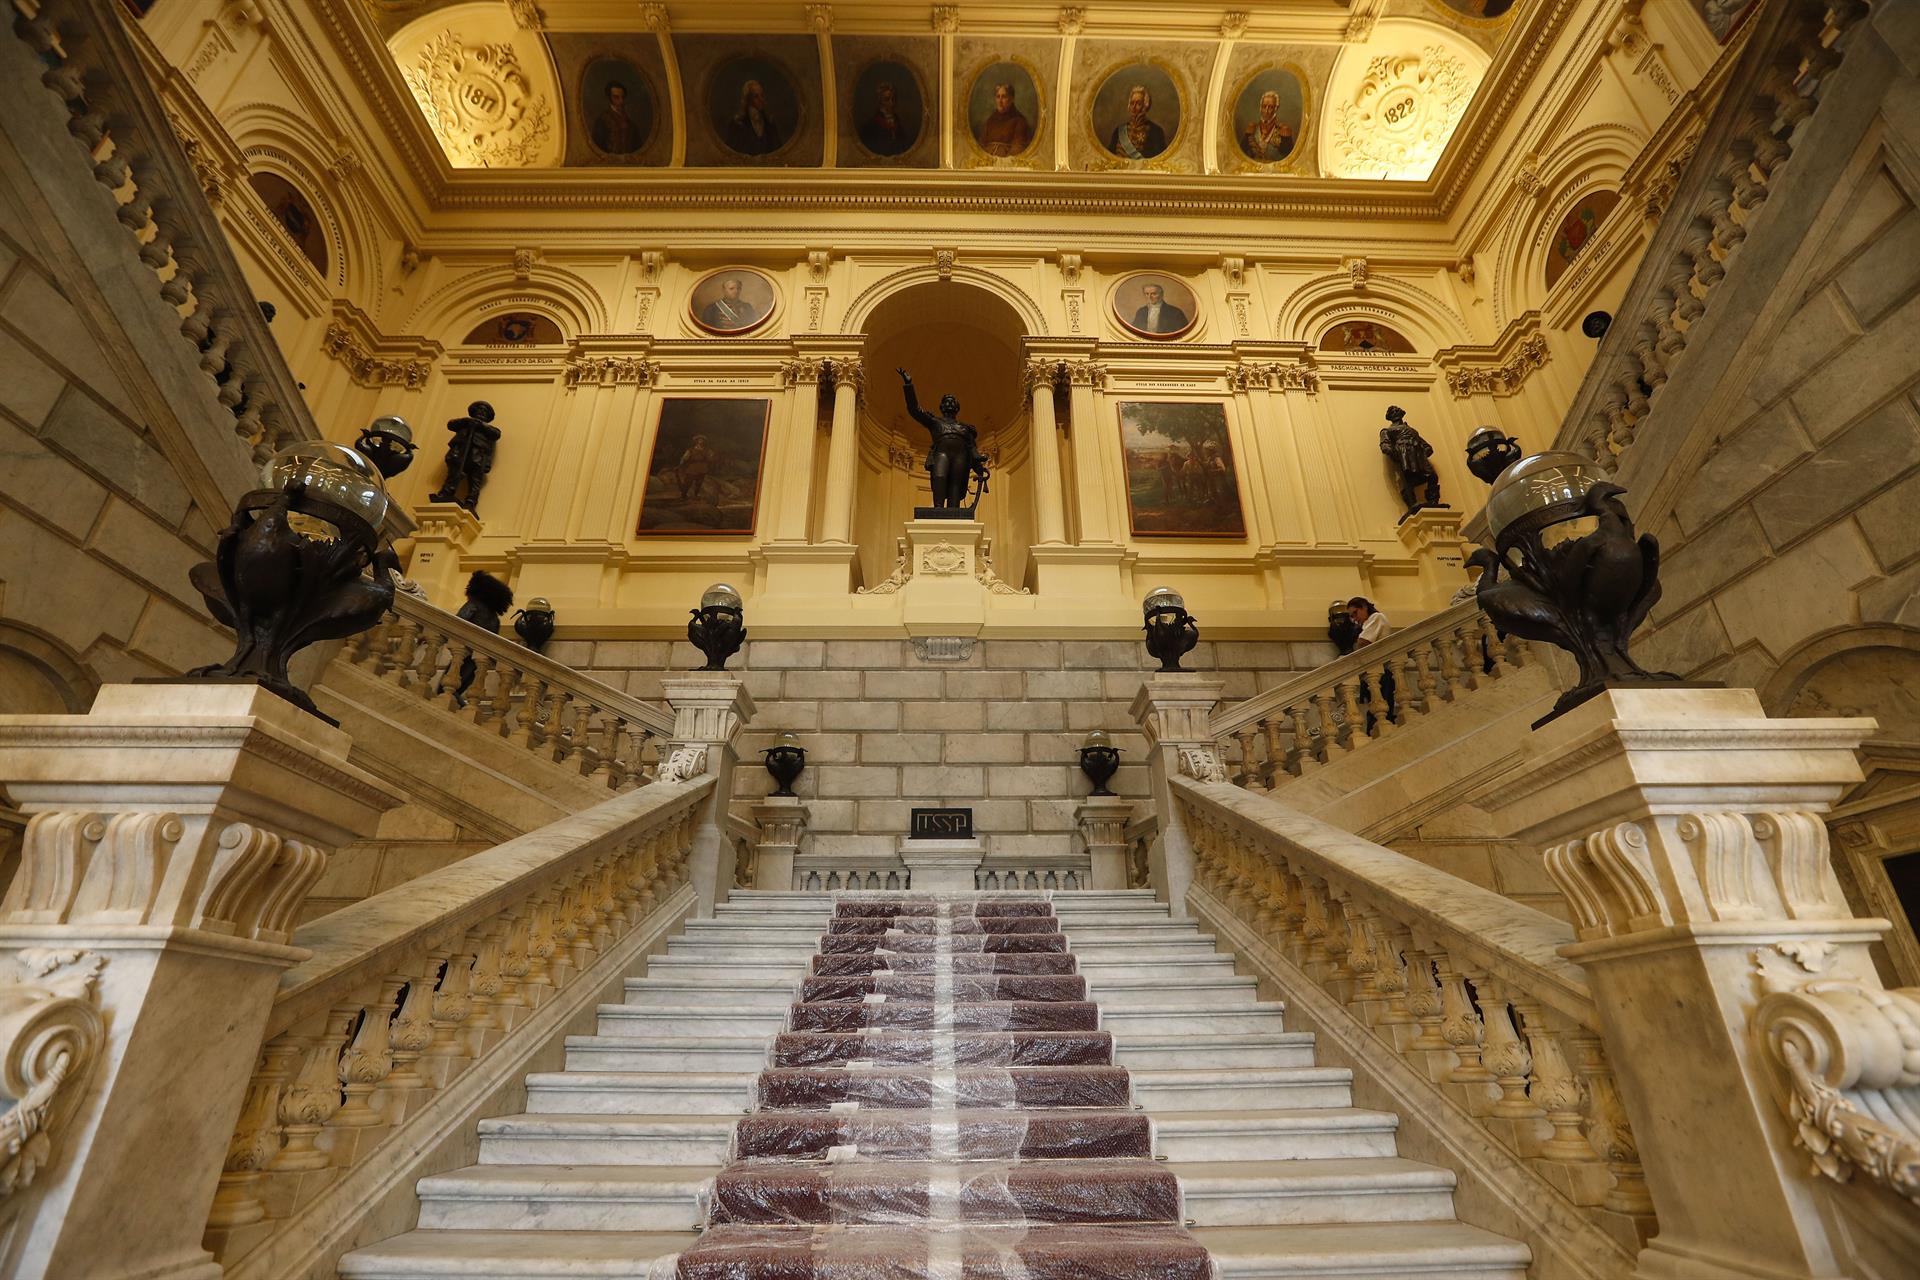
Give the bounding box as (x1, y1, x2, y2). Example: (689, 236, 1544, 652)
(1116, 401, 1247, 538)
(636, 398, 771, 535)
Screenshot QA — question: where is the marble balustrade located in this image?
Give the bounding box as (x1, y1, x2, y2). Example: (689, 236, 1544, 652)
(1171, 774, 1656, 1257)
(344, 589, 676, 791)
(1210, 601, 1530, 787)
(203, 774, 714, 1270)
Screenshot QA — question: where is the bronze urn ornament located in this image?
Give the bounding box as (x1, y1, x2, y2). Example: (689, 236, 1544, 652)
(1473, 451, 1680, 727)
(1465, 426, 1524, 484)
(513, 596, 557, 653)
(688, 582, 747, 671)
(762, 732, 807, 797)
(1142, 586, 1199, 673)
(355, 415, 417, 479)
(1077, 730, 1123, 796)
(186, 442, 398, 725)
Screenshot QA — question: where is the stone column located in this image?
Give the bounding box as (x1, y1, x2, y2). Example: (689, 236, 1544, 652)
(663, 676, 757, 918)
(1129, 675, 1227, 918)
(1063, 360, 1114, 544)
(0, 684, 403, 1280)
(1024, 359, 1067, 546)
(1076, 794, 1137, 890)
(1482, 688, 1883, 1280)
(817, 358, 864, 544)
(774, 359, 824, 542)
(751, 795, 809, 890)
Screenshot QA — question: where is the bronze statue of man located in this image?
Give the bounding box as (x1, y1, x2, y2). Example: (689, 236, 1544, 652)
(898, 367, 988, 511)
(430, 400, 502, 514)
(1379, 404, 1442, 516)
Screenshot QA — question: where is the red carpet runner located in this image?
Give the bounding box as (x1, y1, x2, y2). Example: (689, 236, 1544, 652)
(677, 894, 1215, 1280)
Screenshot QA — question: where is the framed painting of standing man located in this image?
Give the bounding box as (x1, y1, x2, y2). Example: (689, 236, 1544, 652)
(636, 398, 771, 535)
(689, 267, 778, 335)
(1111, 272, 1200, 340)
(1089, 62, 1182, 162)
(1116, 402, 1247, 538)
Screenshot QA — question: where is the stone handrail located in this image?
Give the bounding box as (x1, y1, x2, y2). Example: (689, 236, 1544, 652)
(1211, 602, 1531, 785)
(976, 853, 1093, 892)
(1555, 0, 1878, 468)
(1173, 774, 1654, 1254)
(792, 853, 913, 892)
(207, 774, 715, 1271)
(12, 0, 326, 480)
(342, 589, 675, 790)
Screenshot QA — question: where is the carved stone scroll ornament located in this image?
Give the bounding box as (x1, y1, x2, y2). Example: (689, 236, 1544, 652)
(920, 544, 968, 576)
(1176, 747, 1229, 784)
(1326, 48, 1474, 180)
(657, 745, 710, 784)
(1750, 945, 1920, 1206)
(0, 948, 106, 1198)
(402, 34, 553, 168)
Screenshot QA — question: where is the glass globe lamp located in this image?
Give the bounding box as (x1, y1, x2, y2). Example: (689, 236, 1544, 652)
(1077, 730, 1122, 796)
(1485, 451, 1608, 551)
(1141, 586, 1199, 673)
(1142, 586, 1185, 617)
(354, 415, 417, 479)
(264, 440, 391, 538)
(762, 731, 808, 797)
(689, 582, 747, 671)
(701, 583, 745, 611)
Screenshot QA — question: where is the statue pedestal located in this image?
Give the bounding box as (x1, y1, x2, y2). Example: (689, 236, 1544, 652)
(1394, 506, 1469, 607)
(901, 518, 988, 633)
(406, 501, 483, 611)
(900, 836, 986, 892)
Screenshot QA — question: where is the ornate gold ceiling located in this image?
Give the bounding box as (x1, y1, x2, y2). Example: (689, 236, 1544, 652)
(379, 1, 1520, 184)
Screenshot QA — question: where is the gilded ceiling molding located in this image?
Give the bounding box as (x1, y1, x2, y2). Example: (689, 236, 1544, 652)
(402, 33, 553, 168)
(563, 356, 659, 388)
(1228, 361, 1318, 393)
(1220, 12, 1250, 40)
(320, 301, 440, 390)
(930, 6, 960, 34)
(506, 1, 545, 32)
(1435, 321, 1549, 398)
(1326, 47, 1475, 181)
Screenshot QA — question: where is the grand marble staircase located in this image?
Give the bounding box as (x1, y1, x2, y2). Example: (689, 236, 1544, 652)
(338, 891, 1530, 1278)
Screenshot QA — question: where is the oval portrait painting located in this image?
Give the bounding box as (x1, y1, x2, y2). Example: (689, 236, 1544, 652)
(689, 268, 778, 335)
(966, 62, 1041, 159)
(1431, 0, 1516, 18)
(1231, 67, 1306, 166)
(851, 58, 925, 159)
(1090, 63, 1181, 162)
(580, 56, 655, 159)
(707, 55, 803, 160)
(1112, 273, 1199, 340)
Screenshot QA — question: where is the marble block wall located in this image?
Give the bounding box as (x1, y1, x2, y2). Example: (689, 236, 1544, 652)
(562, 635, 1334, 859)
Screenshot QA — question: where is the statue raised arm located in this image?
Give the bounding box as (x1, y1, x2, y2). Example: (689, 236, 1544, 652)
(896, 366, 984, 511)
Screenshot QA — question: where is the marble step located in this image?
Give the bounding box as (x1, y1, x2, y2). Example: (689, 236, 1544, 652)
(338, 1221, 1530, 1280)
(1066, 940, 1221, 959)
(478, 1113, 734, 1165)
(1131, 1065, 1353, 1111)
(564, 1034, 773, 1073)
(623, 976, 799, 1009)
(1075, 954, 1241, 981)
(1109, 1030, 1318, 1069)
(413, 1165, 713, 1231)
(524, 1070, 755, 1116)
(1152, 1107, 1402, 1161)
(1076, 974, 1260, 1006)
(643, 956, 817, 982)
(595, 1003, 792, 1037)
(1099, 1001, 1287, 1035)
(1174, 1158, 1456, 1226)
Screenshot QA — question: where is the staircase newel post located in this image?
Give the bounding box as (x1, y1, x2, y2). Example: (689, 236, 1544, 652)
(0, 684, 403, 1280)
(1482, 687, 1891, 1280)
(662, 676, 757, 918)
(1128, 674, 1226, 918)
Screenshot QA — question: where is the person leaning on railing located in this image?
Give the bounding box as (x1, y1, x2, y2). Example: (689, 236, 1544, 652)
(1347, 597, 1396, 726)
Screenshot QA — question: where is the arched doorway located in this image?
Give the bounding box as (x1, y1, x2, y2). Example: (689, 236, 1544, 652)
(854, 281, 1033, 591)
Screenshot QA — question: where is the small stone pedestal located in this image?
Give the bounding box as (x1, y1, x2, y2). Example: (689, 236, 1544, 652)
(751, 795, 810, 891)
(1076, 795, 1137, 890)
(405, 500, 483, 610)
(900, 518, 987, 633)
(0, 684, 403, 1280)
(663, 676, 756, 918)
(900, 836, 986, 892)
(1394, 506, 1469, 605)
(1130, 674, 1227, 917)
(1483, 687, 1881, 1280)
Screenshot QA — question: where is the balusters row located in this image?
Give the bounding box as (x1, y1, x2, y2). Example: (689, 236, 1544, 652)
(1182, 800, 1656, 1248)
(795, 866, 910, 891)
(976, 867, 1086, 891)
(1579, 0, 1872, 465)
(18, 2, 304, 463)
(204, 806, 700, 1266)
(346, 611, 662, 789)
(1224, 616, 1526, 791)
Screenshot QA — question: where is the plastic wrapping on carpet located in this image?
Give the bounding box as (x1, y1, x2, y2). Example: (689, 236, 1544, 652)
(810, 952, 1079, 977)
(819, 932, 1069, 955)
(787, 1001, 1100, 1034)
(730, 1109, 1152, 1162)
(678, 1223, 1216, 1280)
(829, 916, 1062, 936)
(754, 1065, 1133, 1110)
(772, 1030, 1113, 1068)
(832, 899, 1056, 918)
(800, 975, 1088, 1004)
(708, 1158, 1183, 1226)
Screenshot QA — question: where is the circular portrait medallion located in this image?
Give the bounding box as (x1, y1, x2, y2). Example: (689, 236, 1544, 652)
(1089, 62, 1181, 162)
(707, 55, 803, 160)
(1112, 273, 1199, 340)
(965, 61, 1042, 160)
(689, 268, 778, 335)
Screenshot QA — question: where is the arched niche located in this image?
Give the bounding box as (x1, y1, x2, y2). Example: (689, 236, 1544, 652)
(247, 172, 329, 275)
(852, 280, 1033, 591)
